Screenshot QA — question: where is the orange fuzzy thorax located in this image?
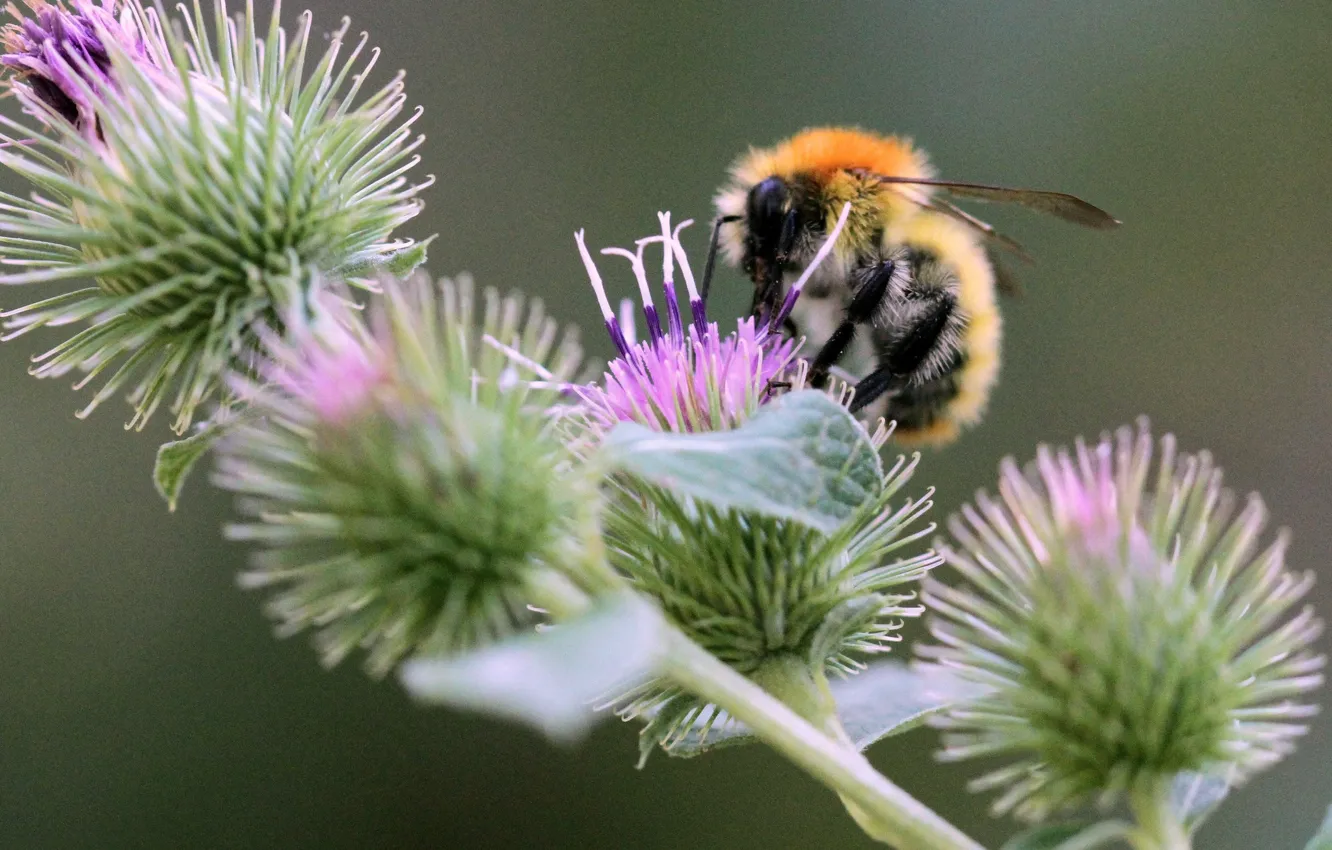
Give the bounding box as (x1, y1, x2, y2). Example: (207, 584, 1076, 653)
(741, 127, 934, 182)
(717, 128, 938, 263)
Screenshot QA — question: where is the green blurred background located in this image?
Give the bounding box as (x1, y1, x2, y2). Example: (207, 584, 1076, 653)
(3, 1, 1330, 847)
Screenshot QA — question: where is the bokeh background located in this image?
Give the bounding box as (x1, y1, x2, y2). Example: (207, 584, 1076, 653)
(3, 1, 1330, 847)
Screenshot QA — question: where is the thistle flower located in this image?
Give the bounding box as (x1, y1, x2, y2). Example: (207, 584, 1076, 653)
(214, 275, 592, 676)
(919, 422, 1325, 821)
(0, 1, 430, 432)
(566, 203, 850, 438)
(561, 204, 939, 749)
(1, 0, 161, 136)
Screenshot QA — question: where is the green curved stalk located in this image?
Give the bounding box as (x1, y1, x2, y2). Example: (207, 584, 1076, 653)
(663, 634, 986, 850)
(1128, 781, 1191, 850)
(529, 544, 984, 850)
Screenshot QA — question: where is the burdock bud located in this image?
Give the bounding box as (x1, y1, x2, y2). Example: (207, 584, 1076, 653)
(919, 422, 1325, 821)
(608, 411, 941, 754)
(214, 275, 591, 677)
(0, 1, 430, 432)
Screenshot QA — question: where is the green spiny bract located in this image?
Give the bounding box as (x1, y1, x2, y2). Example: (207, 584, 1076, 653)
(919, 421, 1325, 821)
(609, 443, 940, 755)
(214, 274, 592, 677)
(0, 1, 430, 432)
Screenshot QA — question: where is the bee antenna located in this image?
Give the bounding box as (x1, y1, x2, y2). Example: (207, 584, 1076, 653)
(768, 202, 852, 334)
(700, 215, 742, 309)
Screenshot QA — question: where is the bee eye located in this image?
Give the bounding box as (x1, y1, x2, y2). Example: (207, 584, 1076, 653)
(746, 176, 791, 258)
(748, 176, 788, 221)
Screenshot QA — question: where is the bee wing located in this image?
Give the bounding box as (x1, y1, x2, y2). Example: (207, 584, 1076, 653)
(917, 195, 1036, 264)
(988, 247, 1025, 298)
(875, 176, 1121, 230)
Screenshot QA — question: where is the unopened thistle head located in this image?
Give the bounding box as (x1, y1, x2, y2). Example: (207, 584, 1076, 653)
(0, 1, 430, 432)
(214, 275, 591, 677)
(611, 418, 941, 751)
(919, 422, 1325, 821)
(564, 203, 850, 440)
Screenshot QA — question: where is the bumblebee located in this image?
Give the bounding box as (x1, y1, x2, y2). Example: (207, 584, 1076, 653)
(704, 127, 1118, 446)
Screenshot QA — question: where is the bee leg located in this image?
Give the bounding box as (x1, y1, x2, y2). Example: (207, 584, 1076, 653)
(883, 290, 954, 375)
(848, 292, 955, 413)
(752, 209, 801, 320)
(848, 367, 907, 414)
(700, 215, 742, 308)
(806, 258, 899, 387)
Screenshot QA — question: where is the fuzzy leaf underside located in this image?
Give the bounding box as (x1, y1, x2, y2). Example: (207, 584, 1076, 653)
(604, 390, 883, 533)
(834, 661, 985, 750)
(400, 595, 663, 743)
(659, 661, 975, 757)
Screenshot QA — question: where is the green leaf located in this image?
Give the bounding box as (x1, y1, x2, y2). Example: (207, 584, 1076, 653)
(1001, 820, 1131, 850)
(833, 661, 984, 750)
(604, 390, 883, 533)
(1169, 767, 1235, 833)
(1303, 805, 1332, 850)
(400, 595, 664, 743)
(658, 661, 977, 757)
(153, 416, 233, 511)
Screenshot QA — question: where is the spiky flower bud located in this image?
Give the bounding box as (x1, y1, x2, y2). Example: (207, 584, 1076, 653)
(0, 1, 430, 431)
(612, 441, 939, 681)
(919, 422, 1325, 821)
(214, 275, 591, 677)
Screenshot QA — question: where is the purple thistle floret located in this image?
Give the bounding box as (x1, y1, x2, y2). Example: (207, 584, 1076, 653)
(233, 296, 388, 429)
(269, 313, 386, 427)
(1, 0, 159, 135)
(568, 204, 850, 435)
(1005, 433, 1158, 571)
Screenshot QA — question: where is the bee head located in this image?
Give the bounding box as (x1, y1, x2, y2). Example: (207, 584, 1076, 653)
(745, 176, 799, 267)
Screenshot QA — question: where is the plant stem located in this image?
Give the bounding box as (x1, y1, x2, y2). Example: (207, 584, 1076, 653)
(1129, 781, 1191, 850)
(529, 561, 984, 849)
(663, 630, 986, 850)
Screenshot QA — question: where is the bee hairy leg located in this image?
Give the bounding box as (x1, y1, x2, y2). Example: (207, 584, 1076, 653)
(806, 258, 900, 387)
(848, 366, 907, 414)
(883, 290, 954, 374)
(848, 291, 956, 414)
